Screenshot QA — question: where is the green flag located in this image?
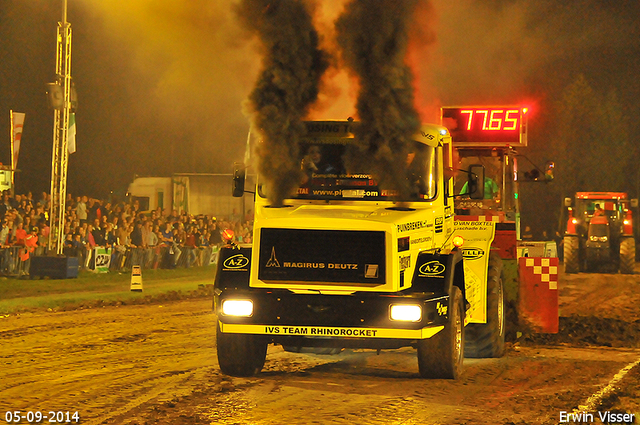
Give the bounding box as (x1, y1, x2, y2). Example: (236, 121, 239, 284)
(68, 113, 76, 154)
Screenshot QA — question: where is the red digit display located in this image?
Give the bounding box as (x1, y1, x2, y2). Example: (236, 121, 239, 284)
(441, 106, 528, 147)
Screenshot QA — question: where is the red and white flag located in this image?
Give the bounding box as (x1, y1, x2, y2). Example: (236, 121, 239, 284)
(11, 111, 26, 170)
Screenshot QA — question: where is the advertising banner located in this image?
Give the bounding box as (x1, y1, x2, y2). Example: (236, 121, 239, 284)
(91, 247, 112, 273)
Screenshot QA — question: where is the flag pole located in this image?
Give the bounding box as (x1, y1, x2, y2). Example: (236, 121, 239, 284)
(9, 110, 14, 188)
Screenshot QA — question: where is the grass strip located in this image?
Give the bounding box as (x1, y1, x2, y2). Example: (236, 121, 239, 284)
(0, 266, 217, 314)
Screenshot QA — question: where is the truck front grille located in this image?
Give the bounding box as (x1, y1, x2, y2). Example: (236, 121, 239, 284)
(258, 228, 386, 284)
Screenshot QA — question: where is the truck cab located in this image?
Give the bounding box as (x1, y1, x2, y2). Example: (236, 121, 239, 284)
(214, 120, 497, 379)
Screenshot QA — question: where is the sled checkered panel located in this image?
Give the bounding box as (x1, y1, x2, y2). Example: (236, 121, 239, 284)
(525, 257, 559, 290)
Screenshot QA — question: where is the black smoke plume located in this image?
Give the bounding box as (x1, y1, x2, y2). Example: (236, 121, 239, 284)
(336, 0, 422, 199)
(235, 0, 329, 206)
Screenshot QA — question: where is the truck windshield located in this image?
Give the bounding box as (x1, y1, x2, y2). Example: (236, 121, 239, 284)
(260, 138, 437, 202)
(578, 200, 620, 218)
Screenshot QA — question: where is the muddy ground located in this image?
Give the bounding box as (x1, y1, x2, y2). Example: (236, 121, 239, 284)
(0, 265, 639, 424)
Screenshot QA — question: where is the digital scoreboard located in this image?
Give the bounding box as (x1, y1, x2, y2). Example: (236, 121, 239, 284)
(441, 106, 528, 147)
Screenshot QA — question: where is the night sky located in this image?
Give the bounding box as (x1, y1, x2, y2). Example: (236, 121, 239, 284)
(1, 0, 639, 208)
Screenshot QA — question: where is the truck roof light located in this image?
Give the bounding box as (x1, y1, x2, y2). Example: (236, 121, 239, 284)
(452, 235, 464, 247)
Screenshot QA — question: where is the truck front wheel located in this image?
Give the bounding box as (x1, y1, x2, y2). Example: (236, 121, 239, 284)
(216, 321, 267, 377)
(417, 286, 464, 379)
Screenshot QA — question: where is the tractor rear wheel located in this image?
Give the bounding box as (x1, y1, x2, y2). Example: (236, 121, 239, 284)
(464, 253, 505, 358)
(417, 286, 464, 379)
(563, 236, 580, 273)
(620, 237, 636, 274)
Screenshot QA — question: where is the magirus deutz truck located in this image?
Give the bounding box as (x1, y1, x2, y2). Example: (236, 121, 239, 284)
(214, 120, 503, 379)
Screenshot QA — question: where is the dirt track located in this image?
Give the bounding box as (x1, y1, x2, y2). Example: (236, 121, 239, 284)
(1, 268, 639, 424)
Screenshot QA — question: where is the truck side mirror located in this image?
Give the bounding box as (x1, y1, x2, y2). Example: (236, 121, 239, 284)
(631, 199, 638, 208)
(232, 162, 245, 198)
(468, 164, 485, 200)
(564, 197, 572, 207)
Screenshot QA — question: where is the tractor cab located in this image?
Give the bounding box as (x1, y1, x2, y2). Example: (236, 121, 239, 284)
(563, 192, 636, 273)
(453, 149, 519, 220)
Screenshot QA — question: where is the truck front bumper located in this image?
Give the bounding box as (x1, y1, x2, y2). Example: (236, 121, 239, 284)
(214, 289, 451, 349)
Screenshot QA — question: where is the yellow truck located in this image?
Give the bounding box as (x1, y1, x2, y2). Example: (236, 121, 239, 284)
(213, 120, 499, 379)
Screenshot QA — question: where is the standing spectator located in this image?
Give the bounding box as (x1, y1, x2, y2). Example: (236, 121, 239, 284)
(25, 192, 35, 209)
(141, 221, 153, 248)
(39, 221, 50, 248)
(160, 222, 174, 246)
(87, 198, 98, 224)
(104, 223, 117, 248)
(117, 222, 130, 247)
(13, 222, 27, 246)
(555, 231, 564, 261)
(21, 226, 39, 275)
(86, 224, 97, 249)
(37, 191, 48, 208)
(209, 221, 222, 247)
(91, 220, 106, 247)
(184, 225, 197, 267)
(76, 196, 88, 223)
(0, 216, 12, 246)
(0, 192, 12, 220)
(146, 223, 158, 247)
(131, 199, 141, 217)
(130, 221, 143, 248)
(160, 222, 181, 266)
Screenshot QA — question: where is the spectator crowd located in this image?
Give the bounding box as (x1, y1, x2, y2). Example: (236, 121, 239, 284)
(0, 190, 254, 276)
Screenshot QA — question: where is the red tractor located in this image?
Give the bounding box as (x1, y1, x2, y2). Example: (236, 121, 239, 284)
(563, 192, 637, 274)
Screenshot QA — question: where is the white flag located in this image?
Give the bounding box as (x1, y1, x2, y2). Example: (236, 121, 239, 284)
(11, 111, 25, 170)
(68, 112, 76, 154)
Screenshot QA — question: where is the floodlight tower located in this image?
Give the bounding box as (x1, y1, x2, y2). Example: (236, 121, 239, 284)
(48, 0, 72, 254)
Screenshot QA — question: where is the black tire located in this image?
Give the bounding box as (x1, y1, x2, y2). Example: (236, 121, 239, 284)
(216, 321, 267, 377)
(620, 237, 636, 274)
(563, 236, 580, 273)
(464, 253, 505, 358)
(417, 286, 464, 379)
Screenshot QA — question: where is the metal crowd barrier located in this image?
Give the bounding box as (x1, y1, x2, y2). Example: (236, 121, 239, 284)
(0, 246, 47, 277)
(0, 245, 218, 276)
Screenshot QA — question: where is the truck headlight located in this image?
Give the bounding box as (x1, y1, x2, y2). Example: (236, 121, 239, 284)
(221, 299, 254, 317)
(390, 304, 422, 322)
